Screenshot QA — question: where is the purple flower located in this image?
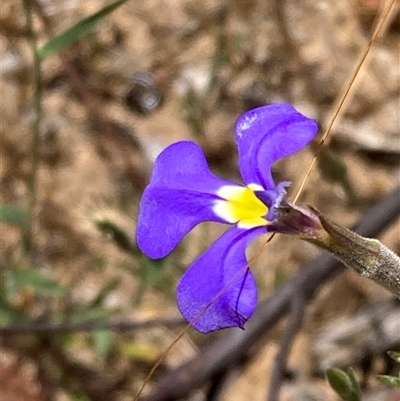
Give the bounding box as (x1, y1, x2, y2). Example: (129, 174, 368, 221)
(136, 103, 318, 333)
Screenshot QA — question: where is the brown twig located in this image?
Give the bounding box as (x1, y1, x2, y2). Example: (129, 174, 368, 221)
(0, 316, 185, 335)
(313, 298, 400, 373)
(205, 368, 240, 401)
(266, 293, 306, 401)
(139, 185, 400, 401)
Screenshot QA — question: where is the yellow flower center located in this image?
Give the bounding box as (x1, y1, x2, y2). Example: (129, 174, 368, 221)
(213, 184, 269, 229)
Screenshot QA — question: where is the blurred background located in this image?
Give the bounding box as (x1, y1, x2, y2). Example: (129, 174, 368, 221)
(1, 0, 399, 400)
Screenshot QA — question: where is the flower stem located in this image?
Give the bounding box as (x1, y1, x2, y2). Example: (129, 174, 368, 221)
(276, 203, 400, 297)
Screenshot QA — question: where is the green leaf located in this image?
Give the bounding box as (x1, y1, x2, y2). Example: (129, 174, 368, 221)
(71, 307, 111, 323)
(388, 351, 400, 364)
(347, 368, 361, 399)
(87, 277, 121, 309)
(139, 256, 165, 286)
(95, 219, 138, 255)
(213, 49, 229, 70)
(133, 256, 167, 304)
(120, 341, 160, 361)
(326, 368, 361, 401)
(92, 330, 113, 358)
(377, 375, 400, 387)
(38, 0, 128, 59)
(0, 204, 30, 227)
(317, 148, 358, 204)
(7, 268, 67, 298)
(66, 390, 91, 401)
(0, 296, 26, 326)
(182, 88, 206, 139)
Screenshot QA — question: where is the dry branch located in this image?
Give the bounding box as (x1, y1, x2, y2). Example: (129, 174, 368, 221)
(266, 293, 306, 401)
(0, 316, 185, 336)
(312, 299, 400, 372)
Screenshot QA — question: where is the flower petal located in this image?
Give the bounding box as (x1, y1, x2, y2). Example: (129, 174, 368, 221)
(177, 226, 265, 333)
(136, 141, 237, 259)
(235, 103, 318, 188)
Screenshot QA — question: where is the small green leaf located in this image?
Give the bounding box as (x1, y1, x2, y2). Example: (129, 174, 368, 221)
(95, 219, 138, 255)
(139, 256, 165, 286)
(326, 368, 361, 401)
(347, 368, 361, 399)
(67, 391, 91, 401)
(87, 277, 121, 309)
(377, 375, 400, 387)
(182, 88, 206, 139)
(120, 341, 160, 361)
(213, 49, 229, 70)
(0, 296, 26, 326)
(0, 204, 30, 227)
(133, 256, 167, 304)
(8, 268, 67, 298)
(317, 148, 358, 204)
(92, 330, 113, 358)
(38, 0, 128, 59)
(326, 368, 353, 399)
(388, 351, 400, 364)
(71, 307, 111, 323)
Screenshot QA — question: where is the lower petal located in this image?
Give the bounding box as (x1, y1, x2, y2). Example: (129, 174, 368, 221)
(176, 226, 265, 333)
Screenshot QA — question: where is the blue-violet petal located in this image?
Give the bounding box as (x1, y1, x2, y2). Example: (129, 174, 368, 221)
(235, 103, 318, 189)
(136, 141, 237, 259)
(177, 226, 265, 333)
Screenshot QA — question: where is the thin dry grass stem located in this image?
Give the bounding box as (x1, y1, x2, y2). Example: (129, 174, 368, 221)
(23, 0, 42, 255)
(375, 0, 400, 34)
(133, 328, 189, 400)
(292, 0, 397, 204)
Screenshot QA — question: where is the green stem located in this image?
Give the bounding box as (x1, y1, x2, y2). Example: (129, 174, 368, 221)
(23, 0, 42, 254)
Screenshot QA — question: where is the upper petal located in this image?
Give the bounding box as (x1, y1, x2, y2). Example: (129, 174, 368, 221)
(177, 226, 265, 333)
(136, 141, 237, 259)
(235, 103, 318, 188)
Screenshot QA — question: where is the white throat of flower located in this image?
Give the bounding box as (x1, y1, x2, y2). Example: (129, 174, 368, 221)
(213, 184, 269, 229)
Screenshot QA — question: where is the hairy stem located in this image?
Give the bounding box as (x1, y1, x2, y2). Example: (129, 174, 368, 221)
(276, 202, 400, 297)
